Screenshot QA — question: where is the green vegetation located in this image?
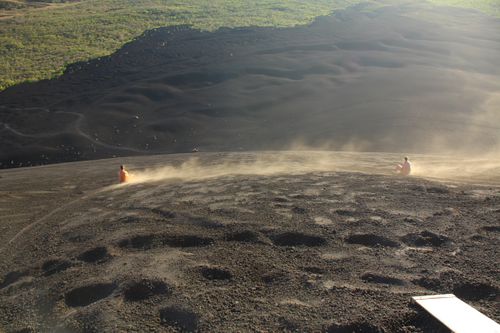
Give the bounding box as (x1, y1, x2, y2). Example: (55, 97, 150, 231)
(0, 0, 499, 91)
(0, 0, 363, 91)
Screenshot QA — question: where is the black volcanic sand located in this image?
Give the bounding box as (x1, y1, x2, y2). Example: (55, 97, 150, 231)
(0, 152, 499, 332)
(1, 3, 500, 167)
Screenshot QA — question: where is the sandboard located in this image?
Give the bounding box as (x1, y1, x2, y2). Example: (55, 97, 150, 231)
(412, 294, 500, 333)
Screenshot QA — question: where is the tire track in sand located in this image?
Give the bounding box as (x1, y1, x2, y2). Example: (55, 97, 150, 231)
(0, 183, 120, 254)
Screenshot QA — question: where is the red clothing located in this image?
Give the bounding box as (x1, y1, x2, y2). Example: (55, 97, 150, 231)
(119, 169, 129, 183)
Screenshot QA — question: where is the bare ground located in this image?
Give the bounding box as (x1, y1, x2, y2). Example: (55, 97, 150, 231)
(0, 152, 498, 332)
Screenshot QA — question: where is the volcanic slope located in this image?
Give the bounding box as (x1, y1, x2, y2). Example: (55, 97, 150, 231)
(0, 152, 498, 332)
(1, 3, 500, 167)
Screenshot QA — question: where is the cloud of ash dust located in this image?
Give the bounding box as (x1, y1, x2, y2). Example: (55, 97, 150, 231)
(409, 89, 500, 183)
(286, 136, 500, 184)
(410, 152, 500, 184)
(127, 152, 340, 184)
(119, 150, 500, 187)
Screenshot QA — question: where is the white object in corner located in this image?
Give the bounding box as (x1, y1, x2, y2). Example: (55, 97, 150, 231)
(412, 294, 500, 333)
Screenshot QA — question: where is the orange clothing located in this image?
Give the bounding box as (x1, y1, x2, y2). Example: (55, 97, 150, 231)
(119, 169, 129, 183)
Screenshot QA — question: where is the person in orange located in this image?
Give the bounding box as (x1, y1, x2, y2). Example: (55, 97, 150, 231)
(119, 165, 130, 183)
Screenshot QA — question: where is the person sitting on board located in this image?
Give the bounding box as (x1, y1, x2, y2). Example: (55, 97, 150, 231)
(119, 165, 130, 183)
(395, 157, 411, 176)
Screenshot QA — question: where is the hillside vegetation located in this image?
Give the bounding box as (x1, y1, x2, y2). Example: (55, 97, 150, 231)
(0, 0, 499, 91)
(0, 0, 361, 91)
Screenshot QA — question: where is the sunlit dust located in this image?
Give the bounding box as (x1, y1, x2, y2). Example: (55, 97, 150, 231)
(112, 151, 500, 188)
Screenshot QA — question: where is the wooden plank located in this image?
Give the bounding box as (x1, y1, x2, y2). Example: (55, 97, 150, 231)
(412, 294, 500, 333)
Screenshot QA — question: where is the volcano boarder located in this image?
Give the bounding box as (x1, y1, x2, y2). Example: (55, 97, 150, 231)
(395, 157, 412, 176)
(119, 165, 130, 183)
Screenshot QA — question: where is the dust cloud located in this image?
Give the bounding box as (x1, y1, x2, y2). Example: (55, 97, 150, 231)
(411, 152, 500, 184)
(127, 152, 339, 184)
(121, 150, 500, 187)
